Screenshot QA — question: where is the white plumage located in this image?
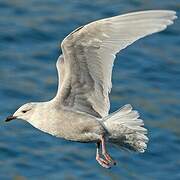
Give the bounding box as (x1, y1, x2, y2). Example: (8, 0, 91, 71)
(59, 10, 176, 118)
(6, 10, 177, 168)
(103, 104, 148, 152)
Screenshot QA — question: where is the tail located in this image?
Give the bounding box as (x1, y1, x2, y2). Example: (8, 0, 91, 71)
(103, 104, 148, 153)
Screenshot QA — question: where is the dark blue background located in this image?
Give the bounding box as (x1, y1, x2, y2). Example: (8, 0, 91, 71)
(0, 0, 179, 179)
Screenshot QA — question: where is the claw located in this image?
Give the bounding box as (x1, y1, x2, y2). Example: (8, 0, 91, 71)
(96, 141, 111, 169)
(103, 153, 117, 165)
(95, 137, 117, 169)
(96, 156, 111, 169)
(101, 135, 117, 166)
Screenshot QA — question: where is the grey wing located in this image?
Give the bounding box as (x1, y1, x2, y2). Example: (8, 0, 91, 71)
(56, 10, 176, 118)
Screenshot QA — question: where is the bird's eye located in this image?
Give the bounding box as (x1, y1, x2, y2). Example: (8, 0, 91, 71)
(22, 110, 27, 113)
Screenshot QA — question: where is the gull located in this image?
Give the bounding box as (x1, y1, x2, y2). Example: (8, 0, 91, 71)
(5, 10, 176, 168)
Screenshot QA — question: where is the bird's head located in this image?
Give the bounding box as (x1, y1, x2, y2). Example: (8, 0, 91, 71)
(5, 102, 37, 122)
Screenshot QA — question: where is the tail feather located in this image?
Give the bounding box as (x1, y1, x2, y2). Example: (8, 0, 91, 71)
(103, 104, 148, 153)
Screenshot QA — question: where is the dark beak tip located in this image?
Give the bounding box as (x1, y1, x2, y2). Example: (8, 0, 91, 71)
(5, 116, 16, 122)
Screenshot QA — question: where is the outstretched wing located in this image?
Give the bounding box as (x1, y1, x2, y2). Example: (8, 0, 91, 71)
(56, 10, 176, 117)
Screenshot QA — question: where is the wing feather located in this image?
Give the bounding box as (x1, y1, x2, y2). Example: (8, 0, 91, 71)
(56, 10, 176, 117)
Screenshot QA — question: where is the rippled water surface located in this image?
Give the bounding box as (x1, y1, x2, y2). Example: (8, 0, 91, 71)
(0, 0, 180, 179)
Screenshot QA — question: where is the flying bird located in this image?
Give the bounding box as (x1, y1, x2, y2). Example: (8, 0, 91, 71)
(5, 10, 176, 168)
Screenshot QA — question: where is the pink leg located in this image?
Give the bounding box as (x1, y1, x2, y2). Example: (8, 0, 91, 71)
(101, 136, 116, 165)
(96, 142, 111, 169)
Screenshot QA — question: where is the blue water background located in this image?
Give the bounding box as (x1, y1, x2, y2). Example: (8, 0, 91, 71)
(0, 0, 180, 179)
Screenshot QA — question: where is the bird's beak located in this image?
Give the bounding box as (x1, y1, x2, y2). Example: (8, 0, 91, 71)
(5, 115, 17, 122)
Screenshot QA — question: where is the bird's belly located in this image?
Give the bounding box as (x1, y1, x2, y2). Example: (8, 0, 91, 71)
(54, 119, 104, 142)
(46, 121, 103, 142)
(32, 110, 105, 143)
(61, 132, 102, 143)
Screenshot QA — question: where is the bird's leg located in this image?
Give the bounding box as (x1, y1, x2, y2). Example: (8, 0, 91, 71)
(101, 136, 116, 165)
(96, 142, 111, 169)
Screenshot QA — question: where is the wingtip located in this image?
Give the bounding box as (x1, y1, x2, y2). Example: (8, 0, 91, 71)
(173, 15, 178, 20)
(168, 10, 177, 20)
